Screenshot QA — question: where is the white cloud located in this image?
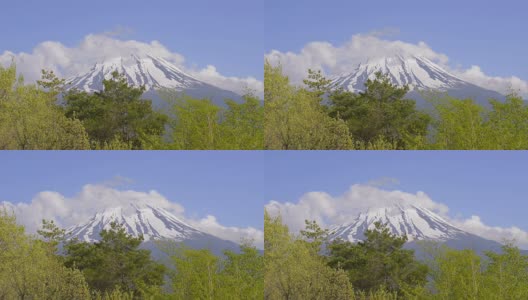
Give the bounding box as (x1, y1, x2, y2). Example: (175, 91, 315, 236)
(0, 33, 262, 97)
(1, 183, 263, 249)
(188, 65, 263, 97)
(189, 215, 264, 249)
(265, 34, 449, 85)
(265, 32, 528, 97)
(451, 216, 528, 247)
(265, 184, 528, 249)
(454, 65, 528, 97)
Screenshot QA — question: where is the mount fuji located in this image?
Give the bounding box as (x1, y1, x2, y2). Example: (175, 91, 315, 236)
(65, 54, 244, 108)
(66, 204, 242, 257)
(330, 55, 506, 108)
(328, 203, 506, 256)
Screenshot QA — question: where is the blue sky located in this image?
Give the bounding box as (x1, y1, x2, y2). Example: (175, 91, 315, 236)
(0, 151, 264, 229)
(1, 0, 262, 79)
(264, 151, 528, 231)
(266, 0, 528, 79)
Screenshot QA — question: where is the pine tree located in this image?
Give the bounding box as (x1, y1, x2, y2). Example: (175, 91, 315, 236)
(64, 221, 166, 297)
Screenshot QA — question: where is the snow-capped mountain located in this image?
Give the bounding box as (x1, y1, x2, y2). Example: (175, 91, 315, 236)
(66, 204, 202, 243)
(331, 55, 465, 93)
(66, 54, 243, 108)
(330, 54, 505, 107)
(66, 204, 242, 256)
(329, 204, 464, 243)
(67, 55, 201, 93)
(328, 203, 506, 255)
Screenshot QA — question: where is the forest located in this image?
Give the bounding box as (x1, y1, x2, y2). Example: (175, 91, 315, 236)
(0, 210, 263, 299)
(265, 211, 528, 299)
(0, 64, 263, 150)
(265, 62, 528, 150)
(3, 62, 527, 150)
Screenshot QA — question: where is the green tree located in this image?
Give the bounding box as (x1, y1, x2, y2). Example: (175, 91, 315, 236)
(429, 96, 488, 149)
(64, 222, 166, 297)
(171, 246, 221, 300)
(421, 243, 528, 299)
(264, 211, 353, 300)
(218, 243, 264, 299)
(37, 219, 66, 255)
(169, 96, 222, 149)
(0, 210, 90, 299)
(162, 90, 264, 150)
(430, 247, 483, 299)
(64, 71, 167, 149)
(0, 61, 19, 102)
(303, 69, 332, 98)
(486, 93, 528, 149)
(218, 95, 264, 149)
(481, 244, 528, 299)
(300, 219, 329, 253)
(264, 62, 352, 150)
(165, 241, 263, 300)
(327, 222, 428, 296)
(0, 65, 90, 150)
(37, 69, 66, 96)
(329, 72, 430, 149)
(427, 92, 528, 150)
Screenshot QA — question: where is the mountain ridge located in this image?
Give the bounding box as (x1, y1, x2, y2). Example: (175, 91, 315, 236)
(66, 54, 201, 93)
(329, 203, 465, 242)
(65, 204, 242, 256)
(328, 202, 509, 255)
(66, 204, 203, 243)
(330, 54, 506, 107)
(65, 54, 244, 108)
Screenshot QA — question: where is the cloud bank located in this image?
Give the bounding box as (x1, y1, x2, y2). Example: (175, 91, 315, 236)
(1, 183, 263, 249)
(265, 33, 528, 97)
(265, 184, 528, 249)
(0, 33, 262, 96)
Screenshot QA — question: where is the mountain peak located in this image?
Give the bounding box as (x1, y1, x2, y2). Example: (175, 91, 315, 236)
(331, 54, 466, 93)
(66, 204, 203, 243)
(66, 54, 202, 93)
(329, 203, 466, 243)
(64, 53, 247, 109)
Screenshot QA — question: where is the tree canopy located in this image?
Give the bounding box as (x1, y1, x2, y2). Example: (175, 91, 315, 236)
(63, 222, 166, 297)
(265, 213, 528, 299)
(264, 64, 528, 150)
(0, 64, 264, 150)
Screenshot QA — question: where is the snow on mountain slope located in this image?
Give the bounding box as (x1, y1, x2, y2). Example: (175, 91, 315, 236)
(66, 204, 204, 243)
(328, 202, 512, 256)
(67, 55, 203, 93)
(331, 55, 466, 93)
(65, 54, 244, 108)
(330, 54, 505, 107)
(329, 203, 466, 243)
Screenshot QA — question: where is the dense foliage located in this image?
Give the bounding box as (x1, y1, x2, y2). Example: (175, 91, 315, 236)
(5, 61, 527, 150)
(0, 67, 89, 149)
(166, 93, 264, 150)
(64, 222, 166, 298)
(327, 222, 428, 296)
(265, 210, 528, 299)
(168, 242, 264, 299)
(64, 72, 168, 149)
(265, 211, 353, 299)
(0, 211, 263, 299)
(0, 210, 90, 299)
(264, 63, 528, 150)
(0, 64, 263, 150)
(264, 63, 352, 150)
